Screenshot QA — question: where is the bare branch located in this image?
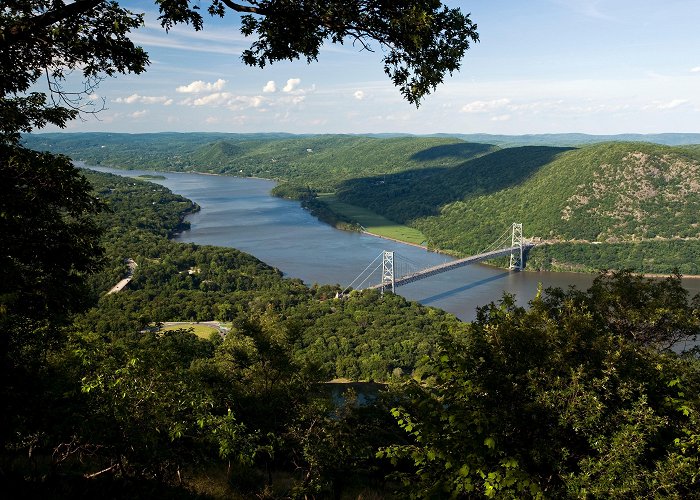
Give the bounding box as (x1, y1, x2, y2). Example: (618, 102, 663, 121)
(84, 463, 119, 479)
(44, 67, 107, 121)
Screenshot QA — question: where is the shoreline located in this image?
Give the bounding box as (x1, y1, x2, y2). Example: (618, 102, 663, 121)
(81, 163, 700, 281)
(359, 230, 700, 280)
(360, 230, 429, 251)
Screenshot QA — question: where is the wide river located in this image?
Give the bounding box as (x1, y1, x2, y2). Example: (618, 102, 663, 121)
(88, 166, 700, 322)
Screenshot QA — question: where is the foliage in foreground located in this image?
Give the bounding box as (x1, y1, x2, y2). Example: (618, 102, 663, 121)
(3, 163, 700, 497)
(381, 271, 700, 498)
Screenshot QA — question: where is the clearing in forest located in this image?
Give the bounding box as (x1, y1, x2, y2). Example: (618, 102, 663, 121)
(318, 194, 426, 246)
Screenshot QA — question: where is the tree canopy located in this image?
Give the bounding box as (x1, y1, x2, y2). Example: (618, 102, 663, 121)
(380, 272, 700, 498)
(0, 0, 478, 143)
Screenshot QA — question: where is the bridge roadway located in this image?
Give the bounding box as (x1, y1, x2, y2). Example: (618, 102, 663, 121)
(368, 244, 534, 291)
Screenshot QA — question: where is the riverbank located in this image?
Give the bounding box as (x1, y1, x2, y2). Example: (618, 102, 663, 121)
(360, 230, 427, 250)
(315, 194, 428, 246)
(85, 164, 700, 282)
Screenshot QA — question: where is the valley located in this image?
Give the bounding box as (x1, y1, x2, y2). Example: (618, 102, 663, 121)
(6, 1, 700, 496)
(26, 132, 700, 275)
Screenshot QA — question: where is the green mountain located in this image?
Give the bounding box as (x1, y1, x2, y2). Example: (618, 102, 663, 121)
(336, 142, 700, 273)
(25, 133, 498, 190)
(23, 132, 700, 273)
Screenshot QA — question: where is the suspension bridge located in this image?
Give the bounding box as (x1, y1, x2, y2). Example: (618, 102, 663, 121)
(343, 223, 533, 294)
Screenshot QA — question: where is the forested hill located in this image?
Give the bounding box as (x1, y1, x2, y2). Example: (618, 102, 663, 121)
(25, 133, 498, 189)
(25, 132, 700, 273)
(337, 142, 700, 273)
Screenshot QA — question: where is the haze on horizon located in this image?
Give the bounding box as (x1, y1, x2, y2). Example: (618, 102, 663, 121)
(46, 0, 700, 136)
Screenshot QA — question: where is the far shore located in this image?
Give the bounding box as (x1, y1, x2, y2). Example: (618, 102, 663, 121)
(360, 230, 428, 251)
(80, 162, 700, 281)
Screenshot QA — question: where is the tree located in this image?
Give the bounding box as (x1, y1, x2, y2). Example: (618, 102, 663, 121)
(1, 0, 478, 143)
(0, 0, 478, 445)
(0, 146, 104, 447)
(0, 1, 478, 492)
(0, 1, 148, 144)
(380, 272, 700, 498)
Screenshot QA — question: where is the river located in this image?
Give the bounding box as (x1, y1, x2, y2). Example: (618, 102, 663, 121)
(86, 166, 700, 323)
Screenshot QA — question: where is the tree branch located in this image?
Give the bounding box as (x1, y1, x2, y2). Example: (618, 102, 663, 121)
(84, 463, 119, 479)
(3, 0, 103, 44)
(220, 0, 265, 15)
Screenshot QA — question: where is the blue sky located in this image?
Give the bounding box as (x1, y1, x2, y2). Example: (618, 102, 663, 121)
(51, 0, 700, 135)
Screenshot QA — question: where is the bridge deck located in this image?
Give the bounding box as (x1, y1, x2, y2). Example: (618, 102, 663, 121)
(368, 244, 533, 290)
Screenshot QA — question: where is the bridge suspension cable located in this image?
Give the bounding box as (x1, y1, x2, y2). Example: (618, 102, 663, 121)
(394, 253, 421, 279)
(346, 223, 530, 293)
(478, 225, 514, 255)
(342, 251, 384, 295)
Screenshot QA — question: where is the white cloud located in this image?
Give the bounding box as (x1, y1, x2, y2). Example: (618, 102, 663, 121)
(182, 92, 269, 110)
(115, 93, 172, 105)
(247, 96, 264, 108)
(691, 67, 700, 73)
(192, 92, 233, 106)
(130, 15, 248, 56)
(654, 99, 689, 110)
(227, 96, 266, 111)
(176, 78, 227, 93)
(461, 98, 511, 113)
(115, 94, 139, 104)
(508, 100, 564, 112)
(491, 114, 512, 122)
(353, 90, 366, 100)
(129, 110, 147, 119)
(283, 78, 301, 93)
(263, 80, 277, 93)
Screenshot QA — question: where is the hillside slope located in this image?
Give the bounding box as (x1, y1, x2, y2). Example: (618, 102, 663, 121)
(339, 142, 700, 273)
(24, 133, 497, 190)
(24, 133, 700, 273)
(189, 135, 497, 189)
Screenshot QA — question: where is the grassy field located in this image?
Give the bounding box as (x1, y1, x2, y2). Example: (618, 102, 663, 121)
(161, 323, 220, 340)
(317, 194, 427, 245)
(133, 174, 167, 180)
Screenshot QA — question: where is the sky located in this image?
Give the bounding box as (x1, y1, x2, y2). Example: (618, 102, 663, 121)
(48, 0, 700, 135)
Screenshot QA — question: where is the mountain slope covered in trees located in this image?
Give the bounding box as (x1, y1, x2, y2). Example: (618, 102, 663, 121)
(335, 141, 700, 273)
(24, 133, 700, 273)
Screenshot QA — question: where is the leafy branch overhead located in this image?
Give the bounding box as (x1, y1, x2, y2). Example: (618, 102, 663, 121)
(155, 0, 478, 105)
(0, 1, 478, 143)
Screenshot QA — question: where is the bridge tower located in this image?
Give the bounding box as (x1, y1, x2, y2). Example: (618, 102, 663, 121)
(381, 251, 395, 293)
(509, 223, 524, 270)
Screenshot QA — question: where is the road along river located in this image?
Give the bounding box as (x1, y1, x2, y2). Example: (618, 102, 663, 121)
(86, 166, 700, 324)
